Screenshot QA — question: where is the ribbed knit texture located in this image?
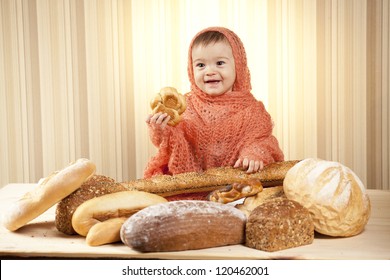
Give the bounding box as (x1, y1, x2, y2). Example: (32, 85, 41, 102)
(144, 27, 284, 178)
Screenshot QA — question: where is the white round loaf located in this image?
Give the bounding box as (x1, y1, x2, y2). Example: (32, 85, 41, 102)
(283, 158, 371, 237)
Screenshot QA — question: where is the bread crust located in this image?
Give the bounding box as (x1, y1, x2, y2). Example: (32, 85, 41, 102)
(3, 158, 96, 231)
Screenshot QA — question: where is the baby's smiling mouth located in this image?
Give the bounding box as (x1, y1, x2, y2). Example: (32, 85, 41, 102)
(205, 80, 221, 84)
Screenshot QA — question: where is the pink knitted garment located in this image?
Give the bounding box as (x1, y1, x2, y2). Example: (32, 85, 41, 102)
(144, 27, 284, 178)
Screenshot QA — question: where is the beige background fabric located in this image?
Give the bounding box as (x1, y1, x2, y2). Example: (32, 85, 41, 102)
(0, 0, 389, 189)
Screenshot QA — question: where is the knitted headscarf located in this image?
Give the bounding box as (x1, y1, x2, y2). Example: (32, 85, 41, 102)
(144, 27, 284, 178)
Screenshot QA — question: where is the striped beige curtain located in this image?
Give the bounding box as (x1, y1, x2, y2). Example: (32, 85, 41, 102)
(1, 0, 389, 190)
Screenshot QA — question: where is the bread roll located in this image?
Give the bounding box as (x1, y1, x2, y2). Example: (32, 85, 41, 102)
(283, 158, 371, 237)
(86, 217, 128, 246)
(246, 198, 314, 252)
(55, 174, 127, 235)
(150, 87, 187, 126)
(121, 200, 246, 252)
(236, 186, 286, 217)
(72, 190, 167, 236)
(3, 158, 96, 231)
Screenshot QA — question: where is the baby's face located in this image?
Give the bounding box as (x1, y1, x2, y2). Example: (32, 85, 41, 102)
(192, 41, 236, 96)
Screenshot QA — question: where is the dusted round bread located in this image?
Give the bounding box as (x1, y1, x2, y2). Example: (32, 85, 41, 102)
(245, 198, 314, 252)
(283, 158, 371, 237)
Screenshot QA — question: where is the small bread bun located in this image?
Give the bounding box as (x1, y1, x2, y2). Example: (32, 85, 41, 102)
(150, 86, 186, 126)
(71, 190, 167, 237)
(86, 217, 128, 246)
(283, 158, 371, 237)
(3, 158, 96, 231)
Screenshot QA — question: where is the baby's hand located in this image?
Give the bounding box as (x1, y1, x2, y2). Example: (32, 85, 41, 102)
(146, 112, 171, 129)
(234, 158, 264, 173)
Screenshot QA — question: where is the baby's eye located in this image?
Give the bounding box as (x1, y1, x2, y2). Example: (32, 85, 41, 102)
(216, 61, 226, 66)
(196, 63, 205, 68)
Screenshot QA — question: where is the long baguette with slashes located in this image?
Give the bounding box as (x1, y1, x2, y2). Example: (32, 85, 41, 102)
(124, 160, 299, 200)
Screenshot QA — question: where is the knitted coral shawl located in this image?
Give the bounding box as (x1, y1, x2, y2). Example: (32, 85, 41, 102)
(144, 27, 284, 178)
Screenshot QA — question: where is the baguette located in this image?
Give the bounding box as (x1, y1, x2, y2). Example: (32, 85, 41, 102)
(3, 158, 96, 231)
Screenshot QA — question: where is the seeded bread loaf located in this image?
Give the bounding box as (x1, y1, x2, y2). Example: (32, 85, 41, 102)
(245, 198, 314, 252)
(55, 174, 127, 235)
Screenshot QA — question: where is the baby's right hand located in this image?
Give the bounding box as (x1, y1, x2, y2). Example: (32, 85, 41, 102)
(146, 112, 171, 129)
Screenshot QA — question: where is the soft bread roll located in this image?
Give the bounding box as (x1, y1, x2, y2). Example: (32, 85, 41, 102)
(55, 174, 127, 235)
(150, 86, 187, 126)
(72, 191, 167, 236)
(3, 158, 96, 231)
(245, 198, 314, 252)
(121, 200, 246, 252)
(86, 217, 128, 246)
(283, 158, 371, 237)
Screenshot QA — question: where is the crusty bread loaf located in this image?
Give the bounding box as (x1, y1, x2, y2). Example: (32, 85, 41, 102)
(283, 158, 371, 237)
(120, 200, 246, 252)
(245, 198, 314, 252)
(236, 186, 286, 217)
(3, 158, 96, 231)
(72, 190, 167, 237)
(55, 174, 127, 235)
(124, 160, 300, 197)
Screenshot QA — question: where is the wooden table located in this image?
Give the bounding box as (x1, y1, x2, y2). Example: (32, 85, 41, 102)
(0, 184, 389, 259)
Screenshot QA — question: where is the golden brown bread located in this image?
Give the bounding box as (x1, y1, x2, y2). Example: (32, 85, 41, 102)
(207, 179, 263, 203)
(120, 200, 246, 252)
(55, 160, 298, 235)
(86, 217, 128, 246)
(55, 174, 127, 235)
(124, 160, 300, 197)
(3, 158, 96, 231)
(150, 87, 187, 126)
(283, 158, 371, 237)
(245, 198, 314, 252)
(71, 191, 167, 236)
(236, 186, 286, 217)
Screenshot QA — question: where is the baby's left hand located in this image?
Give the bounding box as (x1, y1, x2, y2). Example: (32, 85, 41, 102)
(234, 158, 264, 173)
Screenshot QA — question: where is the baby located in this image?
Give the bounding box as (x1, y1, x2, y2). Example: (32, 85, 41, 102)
(145, 27, 284, 178)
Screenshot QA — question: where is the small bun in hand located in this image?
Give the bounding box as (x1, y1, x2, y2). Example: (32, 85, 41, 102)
(150, 87, 187, 126)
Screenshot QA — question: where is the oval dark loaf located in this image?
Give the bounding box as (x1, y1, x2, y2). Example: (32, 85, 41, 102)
(120, 200, 247, 252)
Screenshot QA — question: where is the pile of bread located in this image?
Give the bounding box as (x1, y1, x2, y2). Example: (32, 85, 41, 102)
(2, 157, 371, 253)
